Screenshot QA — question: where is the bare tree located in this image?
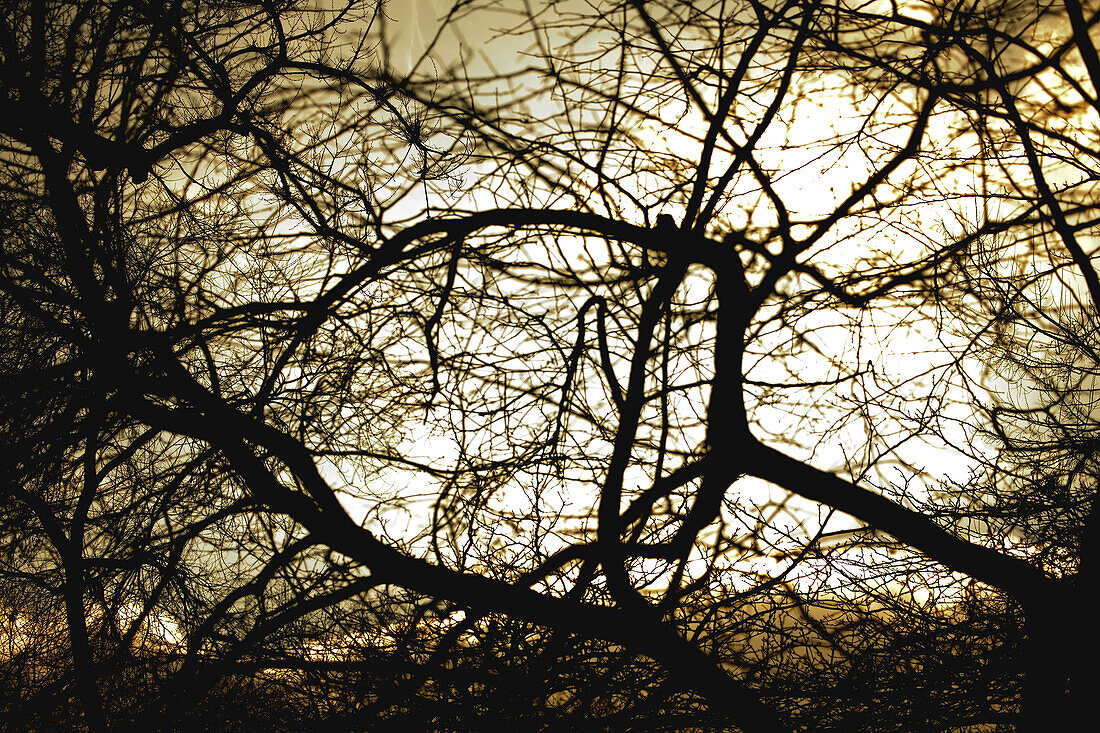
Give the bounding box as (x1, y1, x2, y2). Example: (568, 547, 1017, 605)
(3, 0, 1099, 731)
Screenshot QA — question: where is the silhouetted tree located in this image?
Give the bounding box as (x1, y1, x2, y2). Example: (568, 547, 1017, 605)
(3, 1, 1099, 731)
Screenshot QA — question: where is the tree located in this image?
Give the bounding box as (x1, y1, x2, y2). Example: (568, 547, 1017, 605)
(1, 0, 1098, 731)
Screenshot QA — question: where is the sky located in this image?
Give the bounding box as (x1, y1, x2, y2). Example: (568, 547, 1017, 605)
(301, 0, 1100, 598)
(367, 1, 989, 467)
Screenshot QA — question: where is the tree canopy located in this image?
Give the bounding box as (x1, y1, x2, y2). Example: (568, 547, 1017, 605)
(2, 1, 1099, 731)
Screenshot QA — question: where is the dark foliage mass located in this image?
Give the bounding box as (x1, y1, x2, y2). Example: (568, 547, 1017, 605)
(1, 1, 1098, 731)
